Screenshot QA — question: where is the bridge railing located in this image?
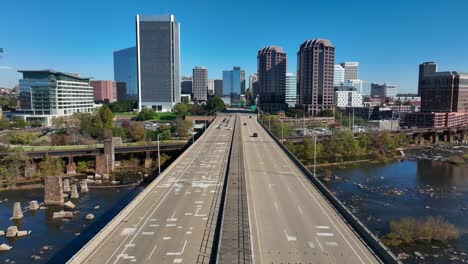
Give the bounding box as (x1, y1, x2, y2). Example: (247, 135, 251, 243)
(258, 117, 402, 264)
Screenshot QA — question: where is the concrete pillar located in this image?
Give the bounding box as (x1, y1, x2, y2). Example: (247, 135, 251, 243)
(11, 202, 24, 220)
(63, 179, 70, 192)
(80, 180, 89, 193)
(103, 137, 116, 173)
(418, 133, 424, 145)
(95, 155, 107, 175)
(66, 156, 76, 175)
(444, 134, 448, 142)
(449, 132, 455, 144)
(433, 132, 439, 144)
(144, 158, 153, 169)
(44, 176, 64, 205)
(29, 201, 40, 211)
(24, 160, 36, 178)
(144, 151, 152, 169)
(70, 185, 79, 199)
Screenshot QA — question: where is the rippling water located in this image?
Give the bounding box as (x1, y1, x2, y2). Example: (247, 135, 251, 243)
(0, 185, 145, 263)
(326, 159, 468, 263)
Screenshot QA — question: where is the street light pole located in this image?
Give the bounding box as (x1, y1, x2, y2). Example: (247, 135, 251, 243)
(313, 134, 317, 176)
(279, 119, 284, 142)
(157, 130, 170, 176)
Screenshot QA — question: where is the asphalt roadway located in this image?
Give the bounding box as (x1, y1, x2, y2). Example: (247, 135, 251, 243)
(240, 114, 382, 264)
(69, 115, 234, 264)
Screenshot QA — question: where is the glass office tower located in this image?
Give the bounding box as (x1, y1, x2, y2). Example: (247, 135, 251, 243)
(223, 66, 243, 104)
(113, 46, 138, 99)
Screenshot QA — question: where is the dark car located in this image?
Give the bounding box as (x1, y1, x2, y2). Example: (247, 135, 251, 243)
(244, 123, 247, 126)
(253, 132, 258, 137)
(249, 116, 252, 119)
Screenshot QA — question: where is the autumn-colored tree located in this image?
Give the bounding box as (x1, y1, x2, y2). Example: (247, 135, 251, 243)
(128, 123, 147, 141)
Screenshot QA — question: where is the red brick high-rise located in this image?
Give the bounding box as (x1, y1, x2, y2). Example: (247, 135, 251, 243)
(257, 46, 287, 113)
(297, 39, 335, 116)
(90, 80, 117, 103)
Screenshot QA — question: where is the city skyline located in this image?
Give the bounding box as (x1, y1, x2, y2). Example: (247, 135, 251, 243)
(2, 0, 468, 93)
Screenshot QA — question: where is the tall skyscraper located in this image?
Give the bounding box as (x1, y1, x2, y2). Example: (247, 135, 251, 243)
(192, 67, 208, 101)
(136, 14, 180, 112)
(257, 46, 287, 112)
(297, 39, 335, 115)
(113, 46, 137, 99)
(340, 62, 359, 82)
(208, 79, 215, 95)
(407, 62, 468, 128)
(240, 69, 246, 94)
(181, 76, 193, 94)
(285, 73, 297, 107)
(214, 79, 223, 97)
(420, 70, 468, 113)
(223, 66, 244, 104)
(249, 74, 258, 96)
(334, 64, 345, 87)
(418, 62, 438, 96)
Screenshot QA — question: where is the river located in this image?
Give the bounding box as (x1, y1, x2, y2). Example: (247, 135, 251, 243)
(325, 158, 468, 263)
(0, 184, 145, 263)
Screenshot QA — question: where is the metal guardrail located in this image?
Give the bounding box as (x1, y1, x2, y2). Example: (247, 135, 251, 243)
(258, 117, 402, 264)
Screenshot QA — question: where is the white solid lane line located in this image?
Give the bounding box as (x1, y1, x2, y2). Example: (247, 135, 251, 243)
(147, 245, 157, 260)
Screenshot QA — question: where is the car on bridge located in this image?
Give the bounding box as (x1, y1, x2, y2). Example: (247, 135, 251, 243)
(252, 132, 258, 137)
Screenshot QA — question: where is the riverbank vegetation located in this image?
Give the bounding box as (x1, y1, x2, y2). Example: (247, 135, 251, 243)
(447, 153, 468, 166)
(382, 216, 459, 246)
(260, 115, 410, 165)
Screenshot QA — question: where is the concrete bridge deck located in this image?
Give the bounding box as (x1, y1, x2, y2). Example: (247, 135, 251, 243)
(68, 115, 235, 264)
(241, 114, 382, 263)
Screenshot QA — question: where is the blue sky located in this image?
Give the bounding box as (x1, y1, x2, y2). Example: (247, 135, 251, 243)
(1, 0, 468, 93)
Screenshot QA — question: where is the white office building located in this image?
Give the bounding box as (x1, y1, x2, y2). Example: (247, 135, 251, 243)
(335, 90, 364, 108)
(16, 69, 94, 125)
(285, 73, 297, 107)
(334, 64, 345, 87)
(343, 79, 364, 93)
(340, 62, 359, 82)
(208, 79, 215, 95)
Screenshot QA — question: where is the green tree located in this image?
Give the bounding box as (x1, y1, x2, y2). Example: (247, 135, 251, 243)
(30, 119, 43, 127)
(97, 105, 114, 128)
(319, 109, 334, 117)
(128, 122, 147, 141)
(11, 117, 27, 128)
(174, 119, 192, 137)
(136, 108, 157, 121)
(77, 161, 88, 173)
(206, 96, 226, 112)
(1, 150, 28, 187)
(271, 118, 292, 138)
(8, 131, 38, 145)
(37, 154, 64, 177)
(173, 103, 190, 118)
(112, 127, 128, 140)
(0, 118, 10, 130)
(152, 153, 170, 171)
(147, 125, 171, 141)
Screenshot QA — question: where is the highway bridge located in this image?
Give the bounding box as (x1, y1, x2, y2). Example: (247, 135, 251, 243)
(68, 113, 399, 264)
